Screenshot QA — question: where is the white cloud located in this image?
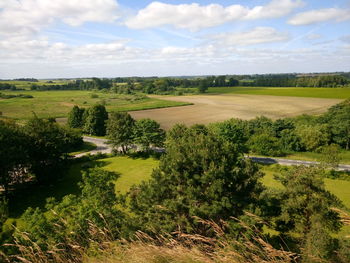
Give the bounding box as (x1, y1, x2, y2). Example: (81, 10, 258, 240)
(0, 0, 119, 35)
(0, 36, 142, 62)
(212, 27, 289, 46)
(288, 8, 350, 25)
(125, 0, 304, 31)
(244, 0, 304, 20)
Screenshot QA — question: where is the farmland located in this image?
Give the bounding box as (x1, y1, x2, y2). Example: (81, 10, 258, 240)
(0, 90, 190, 120)
(131, 94, 342, 129)
(208, 86, 350, 99)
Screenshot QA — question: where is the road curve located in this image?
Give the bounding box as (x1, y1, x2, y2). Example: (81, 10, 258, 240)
(75, 136, 112, 158)
(79, 136, 350, 171)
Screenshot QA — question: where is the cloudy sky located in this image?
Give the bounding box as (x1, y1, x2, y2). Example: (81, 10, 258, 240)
(0, 0, 349, 78)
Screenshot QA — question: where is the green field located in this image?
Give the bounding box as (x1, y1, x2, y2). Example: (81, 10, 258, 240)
(8, 156, 158, 218)
(0, 90, 190, 120)
(97, 156, 158, 194)
(208, 86, 350, 99)
(261, 165, 350, 208)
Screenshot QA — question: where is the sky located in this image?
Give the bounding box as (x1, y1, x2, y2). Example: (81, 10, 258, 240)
(0, 0, 349, 78)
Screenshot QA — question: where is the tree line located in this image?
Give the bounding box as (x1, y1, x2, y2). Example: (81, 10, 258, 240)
(209, 99, 350, 159)
(68, 105, 165, 152)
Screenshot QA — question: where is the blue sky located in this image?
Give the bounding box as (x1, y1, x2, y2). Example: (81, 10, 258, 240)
(0, 0, 349, 78)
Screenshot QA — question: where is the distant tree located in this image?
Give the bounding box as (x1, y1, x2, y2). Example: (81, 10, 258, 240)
(275, 166, 342, 262)
(320, 144, 341, 169)
(248, 133, 285, 156)
(133, 118, 165, 151)
(106, 112, 135, 154)
(322, 99, 350, 150)
(130, 125, 263, 234)
(296, 124, 331, 151)
(280, 129, 303, 151)
(214, 75, 226, 87)
(83, 104, 108, 136)
(67, 106, 85, 128)
(228, 77, 239, 86)
(247, 116, 274, 136)
(209, 118, 248, 152)
(197, 79, 209, 93)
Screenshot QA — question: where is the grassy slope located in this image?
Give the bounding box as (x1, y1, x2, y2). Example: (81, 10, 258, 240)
(207, 86, 350, 99)
(97, 156, 159, 194)
(261, 165, 350, 236)
(0, 90, 190, 120)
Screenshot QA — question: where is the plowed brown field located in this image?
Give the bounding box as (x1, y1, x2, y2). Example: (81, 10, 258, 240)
(130, 94, 341, 129)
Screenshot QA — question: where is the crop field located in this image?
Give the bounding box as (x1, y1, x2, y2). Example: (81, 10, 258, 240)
(130, 94, 341, 129)
(208, 86, 350, 99)
(0, 90, 190, 120)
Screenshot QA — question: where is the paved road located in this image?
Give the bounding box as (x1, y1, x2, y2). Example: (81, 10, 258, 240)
(248, 156, 350, 171)
(79, 136, 350, 171)
(75, 136, 112, 157)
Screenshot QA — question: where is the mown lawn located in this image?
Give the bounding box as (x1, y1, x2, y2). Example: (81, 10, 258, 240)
(207, 86, 350, 99)
(0, 90, 190, 120)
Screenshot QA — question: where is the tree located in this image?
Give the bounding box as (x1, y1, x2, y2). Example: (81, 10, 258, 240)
(248, 133, 285, 156)
(320, 144, 341, 169)
(133, 118, 165, 151)
(322, 99, 350, 149)
(106, 112, 135, 154)
(275, 166, 342, 262)
(197, 79, 208, 93)
(68, 106, 85, 128)
(228, 77, 239, 86)
(130, 125, 263, 234)
(209, 118, 248, 152)
(0, 120, 29, 194)
(15, 169, 126, 251)
(296, 124, 331, 151)
(83, 104, 108, 136)
(23, 116, 82, 183)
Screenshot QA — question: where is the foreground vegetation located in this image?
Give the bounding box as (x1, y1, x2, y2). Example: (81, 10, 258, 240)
(1, 117, 350, 262)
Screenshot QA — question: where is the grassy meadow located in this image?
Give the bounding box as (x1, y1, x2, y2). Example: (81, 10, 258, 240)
(0, 90, 190, 120)
(208, 86, 350, 99)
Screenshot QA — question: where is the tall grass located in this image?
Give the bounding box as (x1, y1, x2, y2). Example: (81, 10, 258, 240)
(3, 214, 301, 263)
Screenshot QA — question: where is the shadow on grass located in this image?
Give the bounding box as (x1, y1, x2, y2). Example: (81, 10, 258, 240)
(8, 159, 112, 218)
(127, 151, 162, 160)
